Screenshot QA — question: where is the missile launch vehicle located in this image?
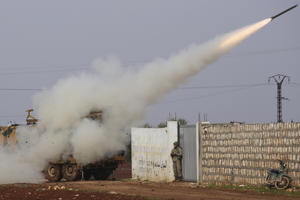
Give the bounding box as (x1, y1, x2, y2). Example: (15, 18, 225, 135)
(0, 109, 125, 182)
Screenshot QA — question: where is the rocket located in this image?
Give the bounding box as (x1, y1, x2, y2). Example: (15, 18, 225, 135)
(271, 4, 297, 20)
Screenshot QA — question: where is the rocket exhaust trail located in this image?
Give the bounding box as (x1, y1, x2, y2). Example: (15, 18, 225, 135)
(271, 4, 297, 20)
(0, 5, 296, 185)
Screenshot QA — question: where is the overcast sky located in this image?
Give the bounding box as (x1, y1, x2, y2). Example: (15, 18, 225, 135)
(0, 0, 299, 126)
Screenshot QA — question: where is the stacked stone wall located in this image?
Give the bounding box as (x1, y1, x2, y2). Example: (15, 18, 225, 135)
(199, 123, 300, 186)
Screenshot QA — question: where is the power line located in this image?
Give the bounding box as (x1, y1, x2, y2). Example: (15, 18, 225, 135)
(289, 82, 300, 88)
(161, 83, 269, 104)
(0, 46, 299, 76)
(0, 115, 25, 118)
(179, 83, 268, 89)
(0, 64, 90, 71)
(291, 82, 300, 85)
(0, 67, 88, 76)
(0, 88, 42, 91)
(0, 81, 297, 92)
(226, 46, 300, 57)
(0, 84, 267, 92)
(0, 60, 147, 70)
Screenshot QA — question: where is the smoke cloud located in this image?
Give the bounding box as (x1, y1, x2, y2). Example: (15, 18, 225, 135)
(0, 18, 270, 184)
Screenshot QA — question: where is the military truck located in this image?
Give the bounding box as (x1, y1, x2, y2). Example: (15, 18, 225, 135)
(0, 109, 125, 182)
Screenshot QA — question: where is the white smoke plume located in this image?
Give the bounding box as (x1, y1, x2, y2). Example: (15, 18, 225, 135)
(0, 18, 271, 184)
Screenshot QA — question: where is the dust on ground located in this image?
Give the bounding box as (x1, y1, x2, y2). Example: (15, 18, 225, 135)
(0, 180, 299, 200)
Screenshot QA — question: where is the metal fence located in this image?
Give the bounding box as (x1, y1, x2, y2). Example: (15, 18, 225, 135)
(179, 125, 198, 182)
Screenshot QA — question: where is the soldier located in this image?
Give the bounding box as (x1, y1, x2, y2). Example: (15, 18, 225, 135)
(170, 141, 183, 181)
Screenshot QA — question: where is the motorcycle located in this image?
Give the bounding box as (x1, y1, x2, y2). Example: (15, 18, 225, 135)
(265, 160, 292, 189)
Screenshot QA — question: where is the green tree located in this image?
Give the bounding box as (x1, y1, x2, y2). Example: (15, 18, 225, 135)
(143, 123, 152, 128)
(157, 118, 188, 128)
(177, 118, 187, 126)
(157, 122, 167, 128)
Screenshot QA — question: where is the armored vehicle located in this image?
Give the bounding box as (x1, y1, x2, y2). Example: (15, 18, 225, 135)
(0, 109, 125, 182)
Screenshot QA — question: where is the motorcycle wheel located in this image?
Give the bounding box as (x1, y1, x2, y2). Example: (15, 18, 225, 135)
(265, 175, 271, 183)
(265, 175, 272, 188)
(275, 175, 290, 190)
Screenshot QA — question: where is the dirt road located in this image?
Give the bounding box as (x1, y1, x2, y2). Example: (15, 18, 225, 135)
(0, 180, 299, 200)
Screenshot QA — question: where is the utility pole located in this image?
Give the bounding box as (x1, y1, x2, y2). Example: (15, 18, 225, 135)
(268, 74, 290, 123)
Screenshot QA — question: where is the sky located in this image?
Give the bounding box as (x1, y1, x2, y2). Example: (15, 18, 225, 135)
(0, 0, 299, 126)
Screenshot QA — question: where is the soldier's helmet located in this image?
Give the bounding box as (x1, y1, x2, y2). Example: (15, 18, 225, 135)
(173, 141, 179, 146)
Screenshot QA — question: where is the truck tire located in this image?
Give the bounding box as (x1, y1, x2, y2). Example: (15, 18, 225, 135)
(83, 169, 92, 180)
(44, 164, 62, 182)
(93, 168, 112, 180)
(62, 164, 81, 181)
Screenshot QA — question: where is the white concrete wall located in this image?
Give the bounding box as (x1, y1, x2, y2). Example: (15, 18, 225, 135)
(131, 121, 178, 182)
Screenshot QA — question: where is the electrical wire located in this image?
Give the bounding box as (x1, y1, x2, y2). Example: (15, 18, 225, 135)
(160, 83, 271, 104)
(0, 67, 88, 76)
(162, 81, 299, 104)
(0, 82, 296, 92)
(0, 88, 42, 91)
(0, 115, 25, 118)
(179, 83, 269, 89)
(226, 46, 300, 57)
(0, 46, 299, 76)
(0, 64, 90, 71)
(291, 82, 300, 85)
(0, 81, 296, 118)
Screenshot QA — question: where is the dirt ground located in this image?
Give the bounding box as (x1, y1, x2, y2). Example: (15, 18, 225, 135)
(0, 180, 299, 200)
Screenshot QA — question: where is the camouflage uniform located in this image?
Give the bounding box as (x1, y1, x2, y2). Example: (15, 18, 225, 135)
(170, 142, 183, 180)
